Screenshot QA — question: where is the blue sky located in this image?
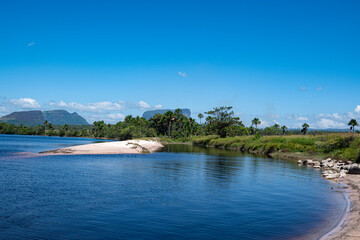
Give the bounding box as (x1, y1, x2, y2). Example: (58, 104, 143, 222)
(1, 0, 360, 128)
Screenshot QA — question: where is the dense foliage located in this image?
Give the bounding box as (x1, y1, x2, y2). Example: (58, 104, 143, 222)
(192, 134, 360, 163)
(1, 106, 360, 161)
(0, 106, 358, 142)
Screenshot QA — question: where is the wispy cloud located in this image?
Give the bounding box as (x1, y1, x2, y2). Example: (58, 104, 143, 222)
(107, 113, 125, 120)
(49, 100, 125, 113)
(27, 42, 35, 47)
(316, 86, 323, 91)
(299, 86, 307, 91)
(296, 116, 309, 121)
(48, 100, 163, 113)
(178, 72, 187, 77)
(10, 98, 40, 108)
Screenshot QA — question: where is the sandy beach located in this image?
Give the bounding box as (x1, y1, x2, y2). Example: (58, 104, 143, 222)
(40, 139, 164, 155)
(326, 175, 360, 240)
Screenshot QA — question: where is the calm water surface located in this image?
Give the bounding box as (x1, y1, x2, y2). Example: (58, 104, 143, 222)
(0, 135, 346, 239)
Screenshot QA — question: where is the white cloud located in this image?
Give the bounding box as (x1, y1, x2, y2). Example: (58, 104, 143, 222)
(154, 104, 163, 109)
(296, 116, 309, 121)
(317, 118, 346, 129)
(299, 86, 307, 91)
(316, 86, 323, 91)
(137, 100, 151, 109)
(27, 42, 35, 47)
(0, 106, 7, 112)
(49, 100, 125, 113)
(178, 72, 187, 77)
(355, 105, 360, 113)
(107, 113, 125, 120)
(10, 98, 40, 108)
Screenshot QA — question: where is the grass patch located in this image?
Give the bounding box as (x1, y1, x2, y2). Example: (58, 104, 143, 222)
(187, 133, 360, 162)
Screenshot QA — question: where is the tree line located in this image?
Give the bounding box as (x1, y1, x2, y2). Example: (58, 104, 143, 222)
(0, 106, 359, 140)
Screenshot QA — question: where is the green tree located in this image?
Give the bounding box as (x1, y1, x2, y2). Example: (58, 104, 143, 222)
(198, 113, 204, 124)
(281, 125, 288, 135)
(301, 123, 309, 135)
(204, 106, 241, 138)
(348, 119, 359, 132)
(93, 121, 107, 137)
(251, 118, 261, 129)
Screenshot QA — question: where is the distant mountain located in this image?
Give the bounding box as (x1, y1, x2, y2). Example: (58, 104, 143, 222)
(142, 108, 191, 120)
(0, 110, 89, 126)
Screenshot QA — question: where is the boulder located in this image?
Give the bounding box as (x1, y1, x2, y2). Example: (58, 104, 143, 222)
(325, 173, 340, 179)
(348, 166, 360, 175)
(313, 161, 321, 168)
(340, 170, 347, 178)
(297, 160, 303, 165)
(304, 160, 313, 165)
(343, 165, 351, 170)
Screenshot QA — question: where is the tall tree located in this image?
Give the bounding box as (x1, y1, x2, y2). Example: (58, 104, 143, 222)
(198, 113, 204, 124)
(301, 123, 309, 135)
(281, 125, 288, 135)
(348, 119, 359, 132)
(205, 106, 241, 138)
(251, 118, 261, 129)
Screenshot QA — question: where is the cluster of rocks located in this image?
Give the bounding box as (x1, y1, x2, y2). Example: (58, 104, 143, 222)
(297, 158, 360, 179)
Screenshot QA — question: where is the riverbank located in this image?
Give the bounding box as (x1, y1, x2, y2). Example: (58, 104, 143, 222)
(40, 139, 164, 155)
(183, 134, 360, 163)
(326, 176, 360, 239)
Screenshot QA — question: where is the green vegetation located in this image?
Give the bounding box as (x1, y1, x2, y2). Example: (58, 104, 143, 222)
(1, 105, 360, 162)
(348, 119, 359, 132)
(191, 134, 360, 163)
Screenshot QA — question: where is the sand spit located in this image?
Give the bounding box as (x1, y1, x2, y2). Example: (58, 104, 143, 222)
(40, 139, 164, 155)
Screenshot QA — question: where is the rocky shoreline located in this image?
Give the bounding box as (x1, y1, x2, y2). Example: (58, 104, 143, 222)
(298, 158, 360, 239)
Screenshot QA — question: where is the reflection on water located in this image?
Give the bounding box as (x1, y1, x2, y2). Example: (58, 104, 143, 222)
(0, 135, 346, 240)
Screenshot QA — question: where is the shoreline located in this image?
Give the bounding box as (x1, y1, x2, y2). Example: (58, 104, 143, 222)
(325, 176, 360, 239)
(319, 182, 351, 240)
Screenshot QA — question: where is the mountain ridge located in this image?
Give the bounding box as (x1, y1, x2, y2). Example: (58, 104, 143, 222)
(0, 110, 89, 126)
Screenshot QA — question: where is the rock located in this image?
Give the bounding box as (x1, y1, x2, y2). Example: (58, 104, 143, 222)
(345, 161, 353, 165)
(340, 170, 347, 178)
(304, 159, 313, 165)
(325, 173, 340, 179)
(348, 166, 360, 174)
(297, 160, 303, 165)
(343, 165, 351, 170)
(313, 161, 321, 168)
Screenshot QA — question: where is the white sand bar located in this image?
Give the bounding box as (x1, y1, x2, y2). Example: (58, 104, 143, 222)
(41, 139, 164, 155)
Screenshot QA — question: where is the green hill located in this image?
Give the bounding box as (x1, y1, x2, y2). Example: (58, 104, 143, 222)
(0, 110, 89, 126)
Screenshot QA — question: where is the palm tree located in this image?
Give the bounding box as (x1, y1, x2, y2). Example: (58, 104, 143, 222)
(348, 119, 359, 132)
(198, 113, 204, 124)
(301, 123, 309, 135)
(252, 118, 261, 129)
(281, 125, 288, 135)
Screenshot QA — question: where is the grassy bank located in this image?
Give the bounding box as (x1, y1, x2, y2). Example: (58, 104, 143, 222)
(183, 133, 360, 162)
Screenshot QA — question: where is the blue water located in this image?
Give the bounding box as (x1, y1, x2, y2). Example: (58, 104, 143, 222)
(0, 135, 346, 239)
